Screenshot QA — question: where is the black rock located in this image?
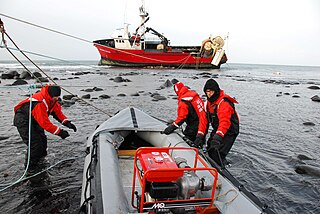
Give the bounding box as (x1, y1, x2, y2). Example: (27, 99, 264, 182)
(295, 165, 320, 177)
(162, 79, 173, 88)
(303, 122, 315, 126)
(202, 75, 211, 78)
(81, 94, 91, 99)
(152, 95, 167, 101)
(308, 86, 320, 90)
(311, 95, 320, 102)
(151, 93, 160, 97)
(114, 76, 124, 82)
(199, 72, 211, 75)
(63, 94, 77, 100)
(93, 87, 103, 91)
(36, 77, 49, 83)
(19, 71, 32, 79)
(33, 72, 42, 78)
(99, 94, 111, 99)
(12, 79, 28, 85)
(297, 154, 313, 160)
(83, 88, 94, 92)
(1, 70, 20, 79)
(61, 100, 76, 107)
(1, 73, 10, 79)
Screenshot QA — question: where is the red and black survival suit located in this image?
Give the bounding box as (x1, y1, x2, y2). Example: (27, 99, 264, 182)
(163, 82, 208, 146)
(13, 85, 71, 165)
(204, 79, 239, 166)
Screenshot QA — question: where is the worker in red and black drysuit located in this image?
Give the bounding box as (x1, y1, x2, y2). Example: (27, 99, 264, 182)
(163, 81, 208, 148)
(203, 79, 239, 166)
(13, 84, 77, 167)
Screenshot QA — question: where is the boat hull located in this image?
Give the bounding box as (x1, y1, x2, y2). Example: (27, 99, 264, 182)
(94, 43, 227, 69)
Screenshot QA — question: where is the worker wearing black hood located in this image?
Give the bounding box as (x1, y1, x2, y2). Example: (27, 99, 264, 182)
(203, 79, 239, 166)
(14, 84, 77, 168)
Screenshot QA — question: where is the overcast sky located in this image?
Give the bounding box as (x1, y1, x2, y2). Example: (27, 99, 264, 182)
(1, 0, 320, 66)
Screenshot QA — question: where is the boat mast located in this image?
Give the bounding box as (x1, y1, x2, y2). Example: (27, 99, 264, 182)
(136, 0, 149, 37)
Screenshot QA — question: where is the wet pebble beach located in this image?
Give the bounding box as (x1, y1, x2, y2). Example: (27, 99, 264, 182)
(0, 62, 320, 213)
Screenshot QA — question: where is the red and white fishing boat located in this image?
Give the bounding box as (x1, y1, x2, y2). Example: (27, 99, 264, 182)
(93, 2, 228, 69)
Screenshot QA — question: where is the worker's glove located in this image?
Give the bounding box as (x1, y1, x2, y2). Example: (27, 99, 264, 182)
(64, 121, 77, 132)
(163, 124, 177, 135)
(207, 134, 223, 151)
(193, 134, 205, 149)
(58, 129, 70, 139)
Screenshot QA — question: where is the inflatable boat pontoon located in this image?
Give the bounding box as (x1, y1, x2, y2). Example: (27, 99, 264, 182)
(80, 107, 274, 214)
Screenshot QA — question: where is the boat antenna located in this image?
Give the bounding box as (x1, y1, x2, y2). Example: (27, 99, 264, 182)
(123, 0, 128, 25)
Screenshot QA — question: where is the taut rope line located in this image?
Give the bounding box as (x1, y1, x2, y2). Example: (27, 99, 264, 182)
(0, 13, 199, 65)
(3, 46, 73, 63)
(0, 13, 92, 44)
(1, 23, 44, 85)
(1, 22, 112, 117)
(4, 31, 58, 84)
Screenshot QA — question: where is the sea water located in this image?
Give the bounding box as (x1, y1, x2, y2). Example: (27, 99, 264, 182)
(0, 61, 319, 213)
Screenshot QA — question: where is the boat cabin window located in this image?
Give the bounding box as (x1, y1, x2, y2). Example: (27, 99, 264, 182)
(116, 39, 125, 43)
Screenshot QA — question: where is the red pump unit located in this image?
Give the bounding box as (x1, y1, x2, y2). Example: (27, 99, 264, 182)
(137, 150, 184, 183)
(131, 147, 219, 214)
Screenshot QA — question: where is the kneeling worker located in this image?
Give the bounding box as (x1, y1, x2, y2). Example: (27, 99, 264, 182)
(163, 81, 208, 148)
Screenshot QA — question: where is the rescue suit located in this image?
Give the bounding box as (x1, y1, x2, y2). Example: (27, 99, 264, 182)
(164, 82, 207, 143)
(13, 85, 70, 166)
(204, 79, 239, 166)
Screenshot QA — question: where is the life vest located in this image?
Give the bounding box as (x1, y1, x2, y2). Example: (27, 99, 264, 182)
(174, 86, 208, 136)
(205, 90, 239, 137)
(14, 85, 68, 135)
